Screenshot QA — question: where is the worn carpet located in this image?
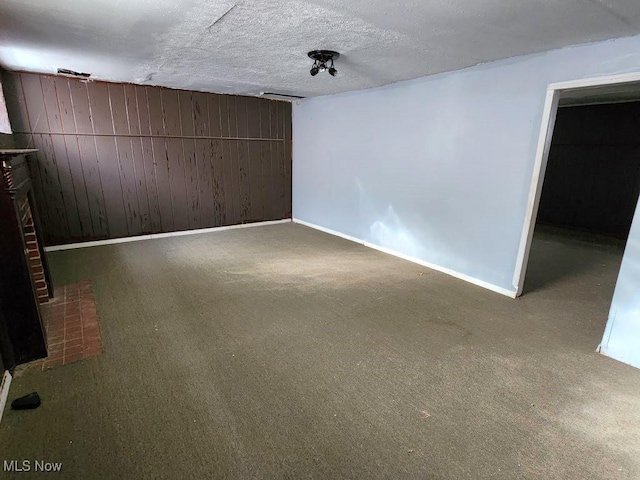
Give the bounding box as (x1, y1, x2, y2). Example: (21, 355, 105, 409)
(1, 222, 638, 479)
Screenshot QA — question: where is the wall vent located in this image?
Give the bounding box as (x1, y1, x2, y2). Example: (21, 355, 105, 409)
(57, 68, 91, 78)
(260, 92, 305, 101)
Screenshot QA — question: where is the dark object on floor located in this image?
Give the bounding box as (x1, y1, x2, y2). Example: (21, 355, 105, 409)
(11, 392, 41, 410)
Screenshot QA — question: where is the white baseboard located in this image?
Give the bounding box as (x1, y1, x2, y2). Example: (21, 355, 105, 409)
(45, 219, 292, 252)
(598, 346, 640, 370)
(0, 370, 12, 425)
(293, 218, 517, 298)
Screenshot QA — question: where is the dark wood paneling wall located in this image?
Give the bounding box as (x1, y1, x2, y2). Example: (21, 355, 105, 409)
(538, 102, 640, 238)
(2, 72, 292, 245)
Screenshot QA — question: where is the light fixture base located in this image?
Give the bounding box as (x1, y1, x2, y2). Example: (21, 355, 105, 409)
(307, 50, 340, 63)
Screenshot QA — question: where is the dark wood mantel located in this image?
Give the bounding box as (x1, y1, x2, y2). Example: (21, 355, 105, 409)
(0, 149, 39, 156)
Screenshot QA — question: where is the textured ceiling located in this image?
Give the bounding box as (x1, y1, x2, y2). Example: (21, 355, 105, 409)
(1, 0, 640, 98)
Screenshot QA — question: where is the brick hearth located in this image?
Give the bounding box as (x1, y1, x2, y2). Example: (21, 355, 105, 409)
(27, 280, 103, 371)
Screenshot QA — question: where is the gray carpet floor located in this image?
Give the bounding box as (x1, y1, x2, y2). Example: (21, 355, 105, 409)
(1, 222, 639, 479)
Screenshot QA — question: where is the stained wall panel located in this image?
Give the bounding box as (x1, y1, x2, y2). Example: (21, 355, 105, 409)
(136, 87, 152, 136)
(68, 80, 93, 134)
(21, 74, 49, 133)
(50, 134, 81, 238)
(249, 142, 263, 222)
(124, 85, 140, 136)
(179, 91, 195, 137)
(229, 96, 239, 138)
(246, 98, 261, 139)
(87, 82, 114, 135)
(40, 76, 63, 133)
(130, 137, 151, 232)
(210, 139, 225, 226)
(37, 133, 69, 242)
(223, 140, 238, 225)
(283, 104, 292, 218)
(141, 137, 162, 233)
(167, 138, 189, 232)
(2, 71, 291, 245)
(228, 140, 242, 225)
(65, 135, 93, 238)
(196, 139, 215, 228)
(208, 94, 222, 138)
(147, 87, 165, 137)
(115, 136, 141, 236)
(76, 135, 108, 237)
(95, 136, 128, 238)
(161, 90, 180, 136)
(237, 139, 250, 222)
(192, 92, 209, 138)
(276, 141, 286, 221)
(109, 84, 129, 136)
(260, 101, 270, 140)
(183, 138, 201, 230)
(261, 142, 274, 219)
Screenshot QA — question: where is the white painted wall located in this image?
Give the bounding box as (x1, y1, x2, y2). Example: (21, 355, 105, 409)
(293, 34, 640, 368)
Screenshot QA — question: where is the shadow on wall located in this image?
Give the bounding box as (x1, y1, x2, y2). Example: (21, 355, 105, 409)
(353, 176, 520, 290)
(356, 178, 421, 259)
(356, 177, 482, 277)
(369, 205, 420, 259)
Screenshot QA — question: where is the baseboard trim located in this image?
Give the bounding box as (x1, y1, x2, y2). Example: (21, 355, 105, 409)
(0, 370, 12, 425)
(293, 218, 517, 298)
(597, 346, 640, 370)
(45, 219, 292, 252)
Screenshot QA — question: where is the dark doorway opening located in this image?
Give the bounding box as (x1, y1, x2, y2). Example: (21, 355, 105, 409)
(524, 101, 640, 296)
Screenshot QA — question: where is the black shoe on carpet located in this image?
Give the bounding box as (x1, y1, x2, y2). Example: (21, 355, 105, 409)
(11, 392, 41, 410)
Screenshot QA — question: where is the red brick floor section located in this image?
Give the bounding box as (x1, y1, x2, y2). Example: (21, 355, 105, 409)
(33, 280, 103, 371)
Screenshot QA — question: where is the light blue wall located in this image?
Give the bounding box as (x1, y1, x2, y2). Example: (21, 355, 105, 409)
(293, 35, 640, 293)
(600, 206, 640, 368)
(293, 35, 640, 368)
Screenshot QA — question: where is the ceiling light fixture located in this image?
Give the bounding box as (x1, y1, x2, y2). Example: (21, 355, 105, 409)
(308, 50, 339, 77)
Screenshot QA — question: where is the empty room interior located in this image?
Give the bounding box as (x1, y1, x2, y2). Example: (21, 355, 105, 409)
(1, 1, 640, 478)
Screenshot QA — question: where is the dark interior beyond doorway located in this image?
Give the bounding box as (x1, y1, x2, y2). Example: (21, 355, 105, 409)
(537, 102, 640, 239)
(526, 101, 640, 295)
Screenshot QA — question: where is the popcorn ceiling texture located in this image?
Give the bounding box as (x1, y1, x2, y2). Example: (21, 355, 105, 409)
(1, 0, 640, 97)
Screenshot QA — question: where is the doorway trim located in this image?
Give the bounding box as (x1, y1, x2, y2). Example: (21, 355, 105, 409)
(512, 71, 640, 296)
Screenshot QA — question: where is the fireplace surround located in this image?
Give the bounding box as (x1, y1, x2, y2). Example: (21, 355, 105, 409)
(0, 149, 51, 368)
